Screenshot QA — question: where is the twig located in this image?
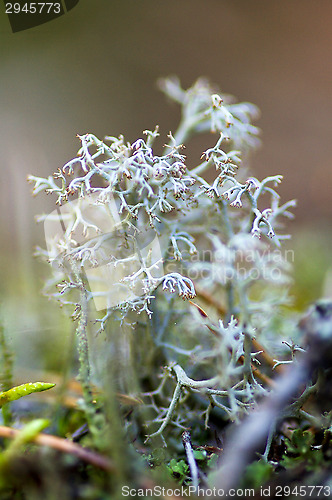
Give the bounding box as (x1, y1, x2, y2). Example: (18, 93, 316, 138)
(210, 363, 308, 493)
(0, 425, 114, 471)
(261, 420, 276, 462)
(182, 430, 199, 489)
(194, 289, 226, 317)
(209, 301, 332, 494)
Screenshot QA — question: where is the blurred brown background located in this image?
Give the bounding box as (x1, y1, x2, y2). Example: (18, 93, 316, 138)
(1, 1, 332, 365)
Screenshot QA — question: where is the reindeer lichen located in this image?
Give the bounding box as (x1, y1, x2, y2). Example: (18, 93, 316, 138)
(28, 77, 296, 452)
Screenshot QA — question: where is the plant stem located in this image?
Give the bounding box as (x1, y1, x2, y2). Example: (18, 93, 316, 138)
(173, 120, 191, 146)
(218, 198, 236, 321)
(0, 424, 114, 471)
(0, 318, 13, 426)
(69, 258, 95, 420)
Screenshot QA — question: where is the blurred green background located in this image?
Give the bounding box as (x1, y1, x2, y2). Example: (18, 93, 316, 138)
(0, 0, 331, 376)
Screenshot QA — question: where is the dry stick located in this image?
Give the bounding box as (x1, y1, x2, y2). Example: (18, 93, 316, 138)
(209, 301, 332, 495)
(194, 288, 226, 316)
(0, 425, 114, 471)
(182, 430, 199, 489)
(1, 426, 189, 498)
(210, 362, 308, 494)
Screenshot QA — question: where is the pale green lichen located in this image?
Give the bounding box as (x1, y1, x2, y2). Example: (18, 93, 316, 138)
(29, 78, 297, 448)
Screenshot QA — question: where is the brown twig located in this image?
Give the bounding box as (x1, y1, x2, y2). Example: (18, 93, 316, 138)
(0, 425, 114, 471)
(194, 288, 226, 316)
